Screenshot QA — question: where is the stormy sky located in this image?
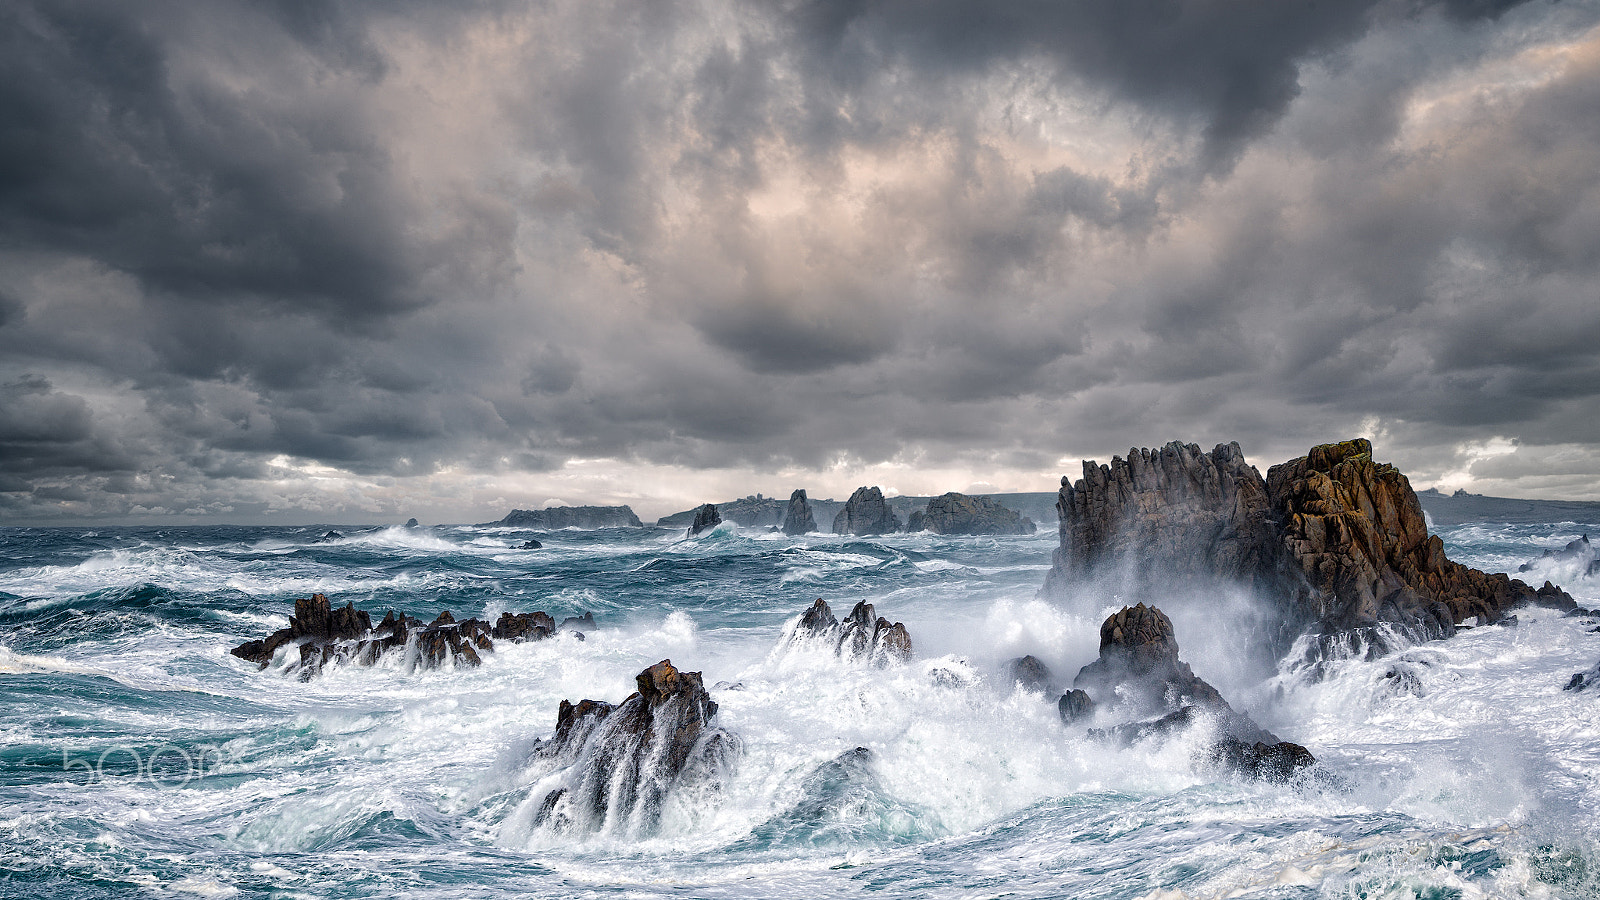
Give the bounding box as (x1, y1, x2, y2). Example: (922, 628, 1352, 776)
(3, 0, 1600, 524)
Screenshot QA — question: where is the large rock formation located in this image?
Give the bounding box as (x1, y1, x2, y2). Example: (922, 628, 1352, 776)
(832, 486, 901, 536)
(1042, 439, 1576, 654)
(230, 594, 588, 675)
(785, 598, 913, 666)
(907, 492, 1037, 535)
(1069, 604, 1315, 782)
(783, 489, 818, 536)
(491, 506, 644, 529)
(529, 659, 738, 834)
(689, 503, 722, 536)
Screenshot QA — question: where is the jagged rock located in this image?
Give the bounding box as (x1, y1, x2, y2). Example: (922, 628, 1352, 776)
(783, 489, 819, 536)
(1073, 604, 1226, 712)
(908, 493, 1037, 535)
(230, 594, 568, 675)
(493, 610, 556, 642)
(489, 506, 644, 529)
(559, 612, 597, 632)
(1075, 604, 1314, 781)
(1058, 689, 1094, 724)
(520, 539, 543, 549)
(785, 598, 912, 665)
(1007, 655, 1055, 693)
(529, 659, 738, 834)
(1520, 534, 1595, 577)
(689, 503, 722, 536)
(1564, 659, 1600, 692)
(832, 487, 901, 536)
(1043, 438, 1578, 656)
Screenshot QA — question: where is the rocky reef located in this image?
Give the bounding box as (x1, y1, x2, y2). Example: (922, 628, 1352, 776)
(832, 486, 901, 536)
(783, 489, 818, 535)
(785, 598, 912, 665)
(689, 503, 722, 536)
(492, 505, 643, 529)
(1067, 604, 1316, 782)
(528, 659, 739, 835)
(1043, 439, 1576, 654)
(907, 492, 1036, 535)
(230, 594, 589, 675)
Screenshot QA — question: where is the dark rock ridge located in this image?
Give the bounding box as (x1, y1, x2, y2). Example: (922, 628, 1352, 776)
(689, 503, 722, 536)
(230, 594, 590, 675)
(659, 495, 785, 528)
(783, 489, 818, 536)
(1067, 604, 1316, 782)
(786, 598, 913, 665)
(1519, 534, 1597, 577)
(907, 493, 1037, 535)
(492, 505, 643, 529)
(1043, 439, 1577, 654)
(529, 659, 738, 834)
(832, 486, 901, 536)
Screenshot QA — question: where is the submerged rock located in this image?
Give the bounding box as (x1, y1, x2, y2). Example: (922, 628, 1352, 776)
(1564, 659, 1600, 692)
(785, 598, 913, 666)
(520, 538, 543, 549)
(1071, 604, 1315, 782)
(230, 594, 584, 676)
(312, 530, 343, 543)
(529, 659, 739, 835)
(689, 503, 722, 536)
(783, 489, 819, 536)
(832, 487, 901, 536)
(1042, 438, 1578, 659)
(907, 493, 1036, 535)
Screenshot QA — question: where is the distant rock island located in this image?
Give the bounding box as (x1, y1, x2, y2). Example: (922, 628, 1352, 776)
(1042, 438, 1575, 657)
(490, 505, 644, 529)
(1415, 488, 1600, 528)
(659, 494, 785, 528)
(907, 492, 1036, 535)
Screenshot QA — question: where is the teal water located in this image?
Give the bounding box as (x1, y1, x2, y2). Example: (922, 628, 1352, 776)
(2, 519, 1598, 898)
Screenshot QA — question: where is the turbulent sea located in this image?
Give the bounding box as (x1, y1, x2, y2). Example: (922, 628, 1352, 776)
(3, 515, 1600, 900)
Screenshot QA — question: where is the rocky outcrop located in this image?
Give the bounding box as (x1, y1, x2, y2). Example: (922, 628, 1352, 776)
(1042, 439, 1577, 655)
(1067, 604, 1315, 782)
(832, 486, 901, 536)
(689, 503, 722, 536)
(520, 539, 543, 549)
(785, 598, 913, 665)
(230, 594, 588, 675)
(1520, 534, 1598, 580)
(907, 493, 1037, 535)
(783, 489, 818, 535)
(492, 505, 644, 529)
(529, 659, 739, 834)
(1006, 655, 1056, 693)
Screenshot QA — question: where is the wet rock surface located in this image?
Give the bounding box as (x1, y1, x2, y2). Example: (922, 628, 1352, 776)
(907, 493, 1036, 535)
(689, 503, 722, 536)
(1069, 604, 1316, 782)
(530, 659, 738, 835)
(787, 598, 912, 665)
(230, 594, 590, 675)
(1006, 655, 1055, 693)
(832, 486, 901, 536)
(1043, 438, 1577, 655)
(783, 489, 818, 535)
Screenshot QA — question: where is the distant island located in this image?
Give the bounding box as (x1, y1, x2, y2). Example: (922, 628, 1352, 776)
(485, 505, 644, 529)
(1415, 488, 1600, 528)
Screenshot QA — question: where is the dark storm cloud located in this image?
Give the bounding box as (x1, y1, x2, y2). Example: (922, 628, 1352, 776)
(790, 0, 1536, 170)
(1, 0, 1599, 521)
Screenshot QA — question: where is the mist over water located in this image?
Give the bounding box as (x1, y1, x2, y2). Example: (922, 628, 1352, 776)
(2, 518, 1599, 899)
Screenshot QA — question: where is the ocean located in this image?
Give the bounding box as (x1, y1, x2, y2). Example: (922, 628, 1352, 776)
(2, 515, 1598, 899)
